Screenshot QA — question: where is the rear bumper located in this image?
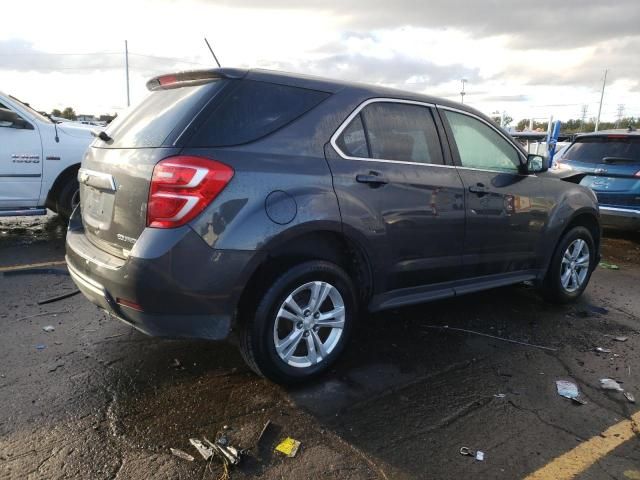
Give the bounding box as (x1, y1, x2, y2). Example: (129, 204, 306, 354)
(65, 210, 258, 340)
(600, 206, 640, 230)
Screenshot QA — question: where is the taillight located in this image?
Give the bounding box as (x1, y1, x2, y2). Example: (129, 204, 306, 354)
(147, 156, 233, 228)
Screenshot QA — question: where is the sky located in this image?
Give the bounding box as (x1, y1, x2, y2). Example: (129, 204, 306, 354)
(2, 0, 639, 125)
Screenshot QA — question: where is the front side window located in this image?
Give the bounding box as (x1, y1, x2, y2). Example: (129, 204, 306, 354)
(444, 110, 521, 172)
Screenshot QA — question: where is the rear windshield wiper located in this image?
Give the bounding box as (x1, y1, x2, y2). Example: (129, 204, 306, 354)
(602, 156, 637, 164)
(91, 129, 112, 142)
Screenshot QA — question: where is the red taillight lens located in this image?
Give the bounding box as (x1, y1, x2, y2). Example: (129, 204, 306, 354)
(147, 156, 234, 228)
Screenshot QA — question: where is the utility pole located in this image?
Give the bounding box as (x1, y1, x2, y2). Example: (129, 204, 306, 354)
(615, 104, 625, 128)
(204, 38, 221, 68)
(595, 69, 608, 132)
(460, 79, 467, 104)
(124, 40, 130, 107)
(580, 105, 588, 132)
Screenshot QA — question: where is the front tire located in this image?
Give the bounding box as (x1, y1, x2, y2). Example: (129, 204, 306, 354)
(540, 226, 595, 304)
(239, 260, 356, 384)
(56, 175, 80, 220)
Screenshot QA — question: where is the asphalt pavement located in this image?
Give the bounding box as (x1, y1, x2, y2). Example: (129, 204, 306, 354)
(1, 214, 639, 479)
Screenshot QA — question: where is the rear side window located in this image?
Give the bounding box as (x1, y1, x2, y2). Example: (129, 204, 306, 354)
(335, 102, 443, 164)
(189, 80, 330, 147)
(444, 110, 521, 172)
(563, 136, 640, 163)
(104, 80, 225, 148)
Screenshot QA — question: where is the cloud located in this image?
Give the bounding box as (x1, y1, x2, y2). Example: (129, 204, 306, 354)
(0, 38, 204, 75)
(269, 53, 480, 88)
(200, 0, 640, 49)
(481, 94, 530, 102)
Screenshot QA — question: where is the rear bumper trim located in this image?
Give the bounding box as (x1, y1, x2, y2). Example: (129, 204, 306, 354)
(67, 260, 105, 297)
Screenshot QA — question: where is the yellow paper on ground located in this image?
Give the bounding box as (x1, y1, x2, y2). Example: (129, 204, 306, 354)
(275, 437, 301, 457)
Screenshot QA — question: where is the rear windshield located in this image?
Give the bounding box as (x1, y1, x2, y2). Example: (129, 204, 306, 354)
(102, 80, 226, 148)
(188, 80, 330, 147)
(563, 136, 640, 163)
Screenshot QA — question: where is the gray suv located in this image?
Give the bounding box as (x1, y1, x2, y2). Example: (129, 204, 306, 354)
(66, 68, 600, 383)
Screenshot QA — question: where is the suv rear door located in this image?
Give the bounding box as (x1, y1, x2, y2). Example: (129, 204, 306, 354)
(439, 108, 552, 280)
(327, 99, 465, 299)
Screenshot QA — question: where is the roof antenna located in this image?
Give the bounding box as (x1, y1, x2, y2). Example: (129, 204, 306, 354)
(204, 38, 221, 68)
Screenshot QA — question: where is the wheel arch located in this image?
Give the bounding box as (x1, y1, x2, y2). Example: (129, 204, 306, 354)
(45, 163, 80, 212)
(234, 228, 373, 329)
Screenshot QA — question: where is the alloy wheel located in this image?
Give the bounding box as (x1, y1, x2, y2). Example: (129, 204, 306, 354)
(560, 238, 590, 293)
(273, 281, 345, 368)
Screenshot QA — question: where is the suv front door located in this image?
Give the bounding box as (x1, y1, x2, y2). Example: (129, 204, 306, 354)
(327, 99, 465, 301)
(439, 108, 551, 280)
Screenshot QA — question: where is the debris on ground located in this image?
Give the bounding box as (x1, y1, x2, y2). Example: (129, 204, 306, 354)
(275, 437, 301, 458)
(15, 311, 69, 322)
(460, 447, 485, 461)
(35, 344, 46, 350)
(423, 325, 557, 352)
(494, 393, 506, 398)
(588, 305, 609, 315)
(599, 261, 620, 270)
(595, 347, 612, 354)
(624, 392, 636, 403)
(600, 378, 624, 392)
(556, 380, 587, 404)
(203, 436, 242, 466)
(189, 438, 214, 460)
(611, 336, 629, 342)
(37, 290, 80, 305)
(170, 448, 195, 462)
(256, 420, 272, 446)
(42, 325, 55, 332)
(170, 358, 184, 370)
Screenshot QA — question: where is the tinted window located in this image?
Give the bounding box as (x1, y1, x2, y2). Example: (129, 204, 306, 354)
(103, 80, 225, 148)
(190, 80, 330, 147)
(336, 113, 369, 158)
(563, 136, 640, 163)
(361, 103, 442, 164)
(444, 110, 520, 172)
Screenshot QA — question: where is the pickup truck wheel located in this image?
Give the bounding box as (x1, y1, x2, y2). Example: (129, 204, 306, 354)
(56, 176, 80, 220)
(540, 226, 595, 304)
(239, 260, 356, 384)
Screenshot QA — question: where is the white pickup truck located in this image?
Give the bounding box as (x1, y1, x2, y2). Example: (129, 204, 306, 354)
(0, 92, 94, 219)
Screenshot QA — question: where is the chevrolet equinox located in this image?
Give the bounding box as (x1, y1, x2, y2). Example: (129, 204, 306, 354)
(66, 69, 600, 383)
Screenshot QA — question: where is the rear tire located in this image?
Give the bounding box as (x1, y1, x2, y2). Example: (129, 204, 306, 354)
(239, 260, 356, 384)
(540, 226, 595, 304)
(56, 176, 80, 220)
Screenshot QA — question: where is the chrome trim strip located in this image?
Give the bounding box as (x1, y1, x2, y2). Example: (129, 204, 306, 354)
(329, 98, 435, 164)
(599, 206, 640, 217)
(329, 97, 528, 176)
(67, 260, 106, 297)
(78, 168, 116, 192)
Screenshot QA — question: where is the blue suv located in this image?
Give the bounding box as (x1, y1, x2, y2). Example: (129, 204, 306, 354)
(555, 130, 640, 230)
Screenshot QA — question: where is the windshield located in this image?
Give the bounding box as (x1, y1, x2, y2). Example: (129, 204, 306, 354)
(9, 95, 52, 124)
(563, 136, 640, 163)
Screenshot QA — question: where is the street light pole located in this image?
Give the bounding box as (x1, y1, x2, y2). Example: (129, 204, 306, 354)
(460, 79, 467, 104)
(124, 40, 130, 108)
(595, 69, 608, 132)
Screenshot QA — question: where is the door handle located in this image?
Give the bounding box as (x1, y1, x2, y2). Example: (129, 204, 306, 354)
(356, 173, 388, 186)
(468, 183, 489, 195)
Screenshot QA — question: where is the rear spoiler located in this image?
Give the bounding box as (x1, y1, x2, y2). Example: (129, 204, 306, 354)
(146, 68, 247, 91)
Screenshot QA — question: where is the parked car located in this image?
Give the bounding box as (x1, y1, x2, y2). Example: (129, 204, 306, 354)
(66, 69, 600, 383)
(553, 130, 639, 230)
(0, 92, 94, 219)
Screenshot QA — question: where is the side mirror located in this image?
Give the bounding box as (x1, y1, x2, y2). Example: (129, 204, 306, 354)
(0, 108, 33, 129)
(526, 154, 549, 174)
